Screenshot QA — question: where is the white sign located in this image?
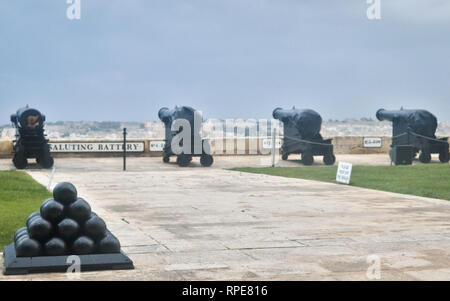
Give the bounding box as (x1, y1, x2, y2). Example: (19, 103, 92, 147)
(363, 137, 382, 148)
(149, 141, 165, 152)
(262, 138, 282, 149)
(336, 162, 353, 184)
(49, 142, 145, 153)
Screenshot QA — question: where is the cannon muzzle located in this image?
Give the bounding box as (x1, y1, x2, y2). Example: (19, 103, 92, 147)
(12, 107, 44, 130)
(272, 107, 290, 122)
(376, 108, 404, 121)
(158, 107, 171, 124)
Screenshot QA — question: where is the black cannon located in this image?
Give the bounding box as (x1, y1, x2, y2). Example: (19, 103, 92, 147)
(10, 106, 54, 169)
(376, 108, 449, 164)
(273, 107, 335, 165)
(158, 106, 213, 167)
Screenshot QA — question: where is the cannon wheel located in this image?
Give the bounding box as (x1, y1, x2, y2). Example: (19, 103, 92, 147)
(281, 153, 289, 161)
(200, 154, 214, 167)
(39, 155, 54, 169)
(302, 153, 314, 166)
(323, 154, 336, 166)
(37, 146, 54, 169)
(419, 151, 431, 164)
(176, 154, 191, 167)
(439, 151, 449, 163)
(13, 152, 28, 169)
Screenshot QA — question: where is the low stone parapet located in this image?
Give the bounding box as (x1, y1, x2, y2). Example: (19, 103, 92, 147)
(0, 140, 13, 158)
(0, 136, 394, 158)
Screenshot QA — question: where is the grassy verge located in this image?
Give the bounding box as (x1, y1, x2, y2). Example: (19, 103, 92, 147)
(0, 171, 51, 250)
(230, 164, 450, 201)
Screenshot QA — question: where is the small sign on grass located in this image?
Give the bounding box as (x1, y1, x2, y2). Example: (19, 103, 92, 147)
(336, 162, 352, 184)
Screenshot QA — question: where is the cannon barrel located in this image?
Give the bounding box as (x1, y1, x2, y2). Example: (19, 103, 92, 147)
(272, 107, 292, 121)
(11, 107, 45, 129)
(273, 107, 322, 139)
(376, 109, 414, 121)
(377, 109, 398, 121)
(376, 108, 438, 138)
(158, 106, 200, 124)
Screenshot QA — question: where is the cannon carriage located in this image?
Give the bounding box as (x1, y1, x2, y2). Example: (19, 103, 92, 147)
(273, 107, 335, 165)
(10, 106, 54, 169)
(376, 108, 449, 165)
(158, 106, 214, 167)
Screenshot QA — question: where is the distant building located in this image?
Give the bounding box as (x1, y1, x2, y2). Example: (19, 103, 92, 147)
(1, 120, 448, 139)
(1, 128, 15, 139)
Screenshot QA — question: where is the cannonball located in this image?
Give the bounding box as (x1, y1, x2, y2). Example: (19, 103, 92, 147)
(53, 182, 77, 206)
(41, 198, 52, 207)
(57, 218, 80, 241)
(72, 236, 95, 255)
(40, 198, 64, 223)
(83, 214, 107, 241)
(16, 234, 31, 245)
(15, 231, 29, 243)
(14, 227, 28, 240)
(44, 238, 67, 256)
(26, 212, 41, 227)
(28, 211, 41, 219)
(97, 232, 121, 254)
(67, 198, 92, 223)
(15, 238, 41, 257)
(28, 217, 53, 242)
(27, 216, 41, 229)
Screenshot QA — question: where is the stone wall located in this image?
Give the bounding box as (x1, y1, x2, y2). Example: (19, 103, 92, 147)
(0, 136, 393, 158)
(329, 136, 391, 154)
(0, 140, 13, 158)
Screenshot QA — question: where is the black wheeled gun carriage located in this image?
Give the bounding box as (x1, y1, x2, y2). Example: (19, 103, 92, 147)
(376, 108, 449, 165)
(158, 106, 214, 167)
(10, 106, 54, 169)
(273, 107, 335, 165)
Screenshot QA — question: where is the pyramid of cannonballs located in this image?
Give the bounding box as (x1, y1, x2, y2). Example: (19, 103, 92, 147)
(14, 182, 121, 257)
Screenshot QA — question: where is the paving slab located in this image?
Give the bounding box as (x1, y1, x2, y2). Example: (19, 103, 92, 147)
(0, 156, 449, 280)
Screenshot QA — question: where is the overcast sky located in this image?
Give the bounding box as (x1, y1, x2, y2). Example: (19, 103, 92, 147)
(0, 0, 449, 124)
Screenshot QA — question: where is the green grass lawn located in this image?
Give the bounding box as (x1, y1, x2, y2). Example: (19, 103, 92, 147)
(231, 164, 450, 201)
(0, 171, 51, 250)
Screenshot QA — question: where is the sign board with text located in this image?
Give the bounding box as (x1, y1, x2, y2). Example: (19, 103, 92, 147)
(262, 138, 282, 149)
(149, 141, 166, 152)
(49, 142, 145, 153)
(363, 137, 382, 148)
(336, 162, 353, 184)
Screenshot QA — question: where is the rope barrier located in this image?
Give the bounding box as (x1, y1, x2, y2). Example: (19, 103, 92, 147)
(282, 134, 333, 146)
(390, 131, 448, 144)
(391, 132, 408, 140)
(409, 131, 449, 143)
(208, 131, 447, 146)
(283, 131, 448, 148)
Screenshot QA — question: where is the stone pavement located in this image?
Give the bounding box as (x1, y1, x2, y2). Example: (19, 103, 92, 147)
(1, 155, 449, 280)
